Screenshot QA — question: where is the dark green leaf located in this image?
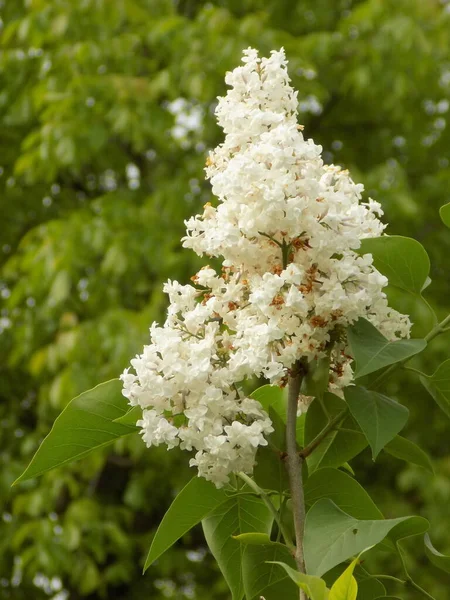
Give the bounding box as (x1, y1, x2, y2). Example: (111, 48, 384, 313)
(420, 359, 450, 418)
(347, 318, 426, 379)
(144, 476, 228, 571)
(424, 534, 450, 573)
(387, 516, 429, 544)
(356, 577, 386, 600)
(384, 435, 434, 473)
(254, 406, 289, 493)
(269, 561, 329, 599)
(304, 394, 367, 473)
(242, 543, 298, 600)
(344, 387, 409, 459)
(359, 236, 430, 295)
(203, 494, 273, 600)
(14, 380, 136, 484)
(304, 499, 427, 577)
(304, 467, 383, 520)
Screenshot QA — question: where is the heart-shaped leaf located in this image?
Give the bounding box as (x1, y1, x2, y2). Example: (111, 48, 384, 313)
(344, 386, 409, 459)
(347, 318, 426, 379)
(144, 476, 227, 571)
(420, 359, 450, 418)
(424, 534, 450, 573)
(359, 236, 430, 295)
(203, 494, 273, 600)
(14, 379, 137, 485)
(304, 499, 428, 577)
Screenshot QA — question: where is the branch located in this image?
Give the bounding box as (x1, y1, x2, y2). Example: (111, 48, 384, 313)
(286, 369, 306, 600)
(299, 407, 348, 459)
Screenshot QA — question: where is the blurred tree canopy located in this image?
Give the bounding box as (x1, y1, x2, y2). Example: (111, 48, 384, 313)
(1, 0, 450, 598)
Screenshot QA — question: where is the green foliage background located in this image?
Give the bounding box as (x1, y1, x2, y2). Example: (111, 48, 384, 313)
(1, 0, 450, 598)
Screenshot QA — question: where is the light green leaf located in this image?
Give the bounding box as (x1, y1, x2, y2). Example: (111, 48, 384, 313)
(269, 561, 329, 600)
(424, 534, 450, 573)
(329, 557, 358, 600)
(347, 318, 426, 379)
(359, 235, 430, 295)
(304, 467, 383, 520)
(344, 386, 409, 459)
(14, 380, 136, 484)
(420, 359, 450, 418)
(233, 532, 271, 545)
(251, 384, 286, 421)
(384, 435, 434, 473)
(242, 543, 298, 600)
(304, 499, 428, 577)
(203, 494, 273, 600)
(144, 476, 227, 571)
(304, 394, 367, 473)
(439, 202, 450, 228)
(113, 405, 141, 426)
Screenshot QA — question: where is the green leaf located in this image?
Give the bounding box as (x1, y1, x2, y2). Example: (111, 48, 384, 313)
(424, 534, 450, 573)
(439, 202, 450, 228)
(304, 499, 427, 577)
(13, 380, 136, 484)
(254, 406, 289, 492)
(144, 476, 227, 571)
(344, 386, 409, 459)
(384, 435, 434, 473)
(232, 532, 271, 545)
(347, 318, 426, 379)
(242, 543, 298, 600)
(420, 359, 450, 418)
(304, 394, 367, 473)
(113, 405, 141, 426)
(387, 516, 429, 545)
(356, 577, 386, 600)
(251, 384, 286, 421)
(202, 494, 273, 600)
(304, 467, 383, 520)
(359, 236, 430, 295)
(269, 561, 329, 600)
(329, 557, 358, 600)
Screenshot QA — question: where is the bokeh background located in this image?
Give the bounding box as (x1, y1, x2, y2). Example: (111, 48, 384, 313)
(1, 0, 450, 598)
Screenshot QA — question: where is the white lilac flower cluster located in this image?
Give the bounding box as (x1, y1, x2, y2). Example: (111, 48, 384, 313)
(121, 48, 411, 486)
